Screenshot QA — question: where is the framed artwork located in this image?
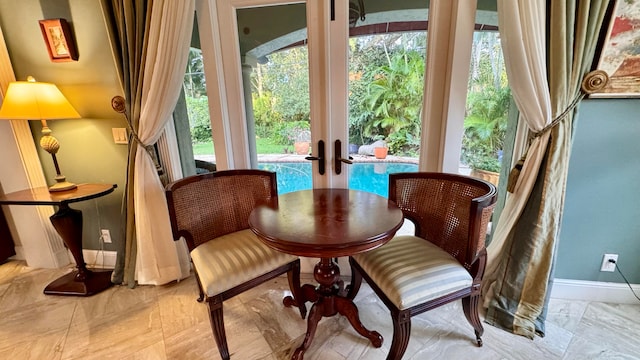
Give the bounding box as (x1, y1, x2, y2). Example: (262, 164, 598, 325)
(592, 0, 640, 98)
(38, 19, 78, 62)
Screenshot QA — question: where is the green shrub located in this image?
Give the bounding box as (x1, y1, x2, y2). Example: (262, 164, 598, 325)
(186, 96, 212, 143)
(464, 151, 501, 172)
(271, 120, 310, 145)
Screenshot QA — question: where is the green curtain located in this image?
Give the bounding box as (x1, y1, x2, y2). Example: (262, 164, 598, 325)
(101, 0, 152, 286)
(484, 0, 611, 338)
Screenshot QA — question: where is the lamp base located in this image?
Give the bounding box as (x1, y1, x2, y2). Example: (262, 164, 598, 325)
(49, 178, 77, 192)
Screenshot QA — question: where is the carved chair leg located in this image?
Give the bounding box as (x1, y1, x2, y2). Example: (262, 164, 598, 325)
(286, 261, 308, 319)
(387, 309, 411, 360)
(207, 296, 230, 360)
(462, 294, 484, 346)
(194, 269, 205, 303)
(346, 258, 363, 300)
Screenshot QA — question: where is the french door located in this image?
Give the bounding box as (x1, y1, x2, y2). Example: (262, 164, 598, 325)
(208, 0, 348, 189)
(195, 0, 482, 188)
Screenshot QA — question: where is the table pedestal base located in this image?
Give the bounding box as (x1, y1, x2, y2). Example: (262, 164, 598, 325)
(44, 269, 113, 296)
(0, 183, 118, 297)
(46, 203, 114, 296)
(284, 258, 382, 360)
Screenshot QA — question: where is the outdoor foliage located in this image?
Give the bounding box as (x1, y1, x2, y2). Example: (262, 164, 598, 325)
(362, 50, 424, 155)
(348, 34, 425, 156)
(182, 31, 510, 163)
(461, 32, 510, 172)
(272, 120, 311, 146)
(461, 86, 510, 172)
(184, 48, 212, 144)
(251, 47, 310, 146)
(347, 42, 385, 147)
(186, 96, 212, 143)
(184, 48, 206, 98)
(252, 90, 283, 139)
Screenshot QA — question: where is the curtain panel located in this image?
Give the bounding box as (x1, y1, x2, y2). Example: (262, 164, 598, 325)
(101, 0, 151, 285)
(135, 0, 194, 284)
(484, 0, 611, 339)
(103, 0, 194, 285)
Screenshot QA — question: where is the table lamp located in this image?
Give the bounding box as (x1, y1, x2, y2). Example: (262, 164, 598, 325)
(0, 76, 81, 192)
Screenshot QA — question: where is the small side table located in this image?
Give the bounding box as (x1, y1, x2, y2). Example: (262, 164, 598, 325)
(249, 189, 404, 360)
(0, 183, 117, 296)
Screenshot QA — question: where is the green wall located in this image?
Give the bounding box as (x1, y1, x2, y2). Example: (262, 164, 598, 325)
(0, 0, 126, 252)
(557, 99, 640, 284)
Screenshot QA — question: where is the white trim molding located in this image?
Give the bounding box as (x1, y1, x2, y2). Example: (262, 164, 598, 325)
(421, 0, 477, 173)
(81, 249, 117, 270)
(551, 278, 640, 305)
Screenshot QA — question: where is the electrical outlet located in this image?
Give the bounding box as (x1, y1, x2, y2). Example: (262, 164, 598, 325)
(101, 229, 112, 243)
(600, 253, 618, 272)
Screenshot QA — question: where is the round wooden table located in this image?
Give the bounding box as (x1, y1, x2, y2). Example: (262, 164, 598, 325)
(249, 188, 404, 360)
(0, 183, 117, 296)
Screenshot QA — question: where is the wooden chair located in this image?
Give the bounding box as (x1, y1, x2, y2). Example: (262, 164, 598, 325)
(347, 172, 497, 359)
(165, 169, 306, 360)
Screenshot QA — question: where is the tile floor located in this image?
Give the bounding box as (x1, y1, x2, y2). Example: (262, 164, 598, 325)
(0, 260, 638, 360)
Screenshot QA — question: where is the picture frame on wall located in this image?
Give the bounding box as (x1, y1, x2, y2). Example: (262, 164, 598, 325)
(38, 19, 78, 62)
(591, 0, 640, 98)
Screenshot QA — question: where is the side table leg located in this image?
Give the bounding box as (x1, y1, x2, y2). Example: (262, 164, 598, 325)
(335, 296, 383, 347)
(44, 203, 113, 296)
(292, 298, 325, 360)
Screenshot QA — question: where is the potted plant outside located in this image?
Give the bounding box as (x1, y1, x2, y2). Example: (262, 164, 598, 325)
(465, 151, 501, 186)
(374, 145, 388, 159)
(293, 142, 309, 155)
(371, 136, 388, 159)
(282, 122, 311, 155)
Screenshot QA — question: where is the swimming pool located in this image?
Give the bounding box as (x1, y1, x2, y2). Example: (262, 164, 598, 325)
(257, 162, 418, 197)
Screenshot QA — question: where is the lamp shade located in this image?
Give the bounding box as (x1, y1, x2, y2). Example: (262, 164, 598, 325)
(0, 77, 80, 120)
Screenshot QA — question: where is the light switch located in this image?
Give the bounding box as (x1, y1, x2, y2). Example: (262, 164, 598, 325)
(112, 128, 128, 144)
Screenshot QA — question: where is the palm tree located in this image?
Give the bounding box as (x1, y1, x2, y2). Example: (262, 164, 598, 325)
(461, 86, 510, 172)
(363, 50, 424, 154)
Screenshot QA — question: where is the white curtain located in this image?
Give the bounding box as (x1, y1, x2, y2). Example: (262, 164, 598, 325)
(483, 0, 553, 294)
(134, 0, 195, 285)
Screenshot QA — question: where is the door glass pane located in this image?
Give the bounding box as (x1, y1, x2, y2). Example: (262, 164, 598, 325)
(184, 47, 216, 174)
(236, 4, 313, 193)
(460, 26, 508, 189)
(463, 3, 510, 234)
(175, 15, 216, 177)
(347, 4, 426, 197)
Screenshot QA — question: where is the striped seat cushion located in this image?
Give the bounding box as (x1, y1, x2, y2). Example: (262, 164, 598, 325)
(191, 229, 298, 297)
(352, 235, 472, 310)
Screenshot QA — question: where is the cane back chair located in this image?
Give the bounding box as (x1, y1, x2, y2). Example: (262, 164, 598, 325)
(348, 172, 497, 359)
(165, 169, 306, 360)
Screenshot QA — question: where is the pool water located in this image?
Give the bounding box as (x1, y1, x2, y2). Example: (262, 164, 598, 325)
(258, 162, 418, 198)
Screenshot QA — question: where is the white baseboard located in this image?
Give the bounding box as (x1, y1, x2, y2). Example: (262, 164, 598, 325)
(10, 246, 69, 268)
(551, 278, 640, 304)
(81, 249, 117, 269)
